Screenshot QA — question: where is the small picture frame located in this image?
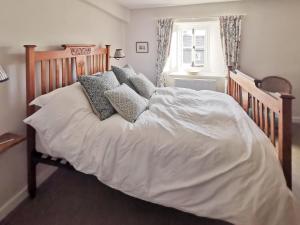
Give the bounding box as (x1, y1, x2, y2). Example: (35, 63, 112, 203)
(136, 42, 149, 53)
(0, 65, 8, 82)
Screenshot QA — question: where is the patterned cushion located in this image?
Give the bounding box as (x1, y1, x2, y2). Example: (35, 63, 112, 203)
(111, 65, 136, 90)
(104, 84, 148, 123)
(78, 71, 120, 120)
(129, 73, 156, 99)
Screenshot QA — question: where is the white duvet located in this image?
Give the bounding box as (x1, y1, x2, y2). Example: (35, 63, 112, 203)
(25, 84, 300, 225)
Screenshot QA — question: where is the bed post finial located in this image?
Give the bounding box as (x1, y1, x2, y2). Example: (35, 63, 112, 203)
(106, 45, 111, 71)
(24, 44, 37, 198)
(24, 45, 37, 115)
(227, 66, 233, 95)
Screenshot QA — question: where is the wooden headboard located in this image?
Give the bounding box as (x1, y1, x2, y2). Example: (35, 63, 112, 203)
(24, 44, 111, 117)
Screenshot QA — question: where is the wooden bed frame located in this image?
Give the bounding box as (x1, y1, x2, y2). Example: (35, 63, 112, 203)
(228, 67, 294, 189)
(24, 44, 294, 222)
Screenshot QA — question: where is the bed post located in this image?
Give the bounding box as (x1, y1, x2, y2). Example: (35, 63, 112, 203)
(227, 66, 233, 95)
(278, 95, 294, 189)
(24, 45, 37, 198)
(105, 45, 111, 71)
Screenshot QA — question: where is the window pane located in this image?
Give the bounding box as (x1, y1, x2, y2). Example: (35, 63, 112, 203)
(195, 36, 205, 48)
(194, 29, 206, 36)
(194, 29, 206, 49)
(183, 48, 192, 64)
(195, 50, 204, 65)
(182, 30, 193, 47)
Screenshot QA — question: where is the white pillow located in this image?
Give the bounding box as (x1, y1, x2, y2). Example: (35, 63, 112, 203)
(24, 82, 95, 158)
(30, 82, 80, 107)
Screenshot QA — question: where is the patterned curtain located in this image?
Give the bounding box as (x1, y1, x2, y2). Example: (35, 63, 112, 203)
(155, 18, 174, 87)
(219, 16, 243, 70)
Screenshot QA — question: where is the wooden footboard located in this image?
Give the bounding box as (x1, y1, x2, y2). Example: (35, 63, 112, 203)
(228, 67, 294, 189)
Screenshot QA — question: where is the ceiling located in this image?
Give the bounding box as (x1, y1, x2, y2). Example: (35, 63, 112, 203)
(115, 0, 241, 9)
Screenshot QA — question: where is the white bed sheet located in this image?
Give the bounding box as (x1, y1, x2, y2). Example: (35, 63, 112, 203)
(30, 87, 300, 225)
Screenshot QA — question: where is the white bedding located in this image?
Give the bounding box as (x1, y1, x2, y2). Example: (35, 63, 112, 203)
(26, 86, 300, 225)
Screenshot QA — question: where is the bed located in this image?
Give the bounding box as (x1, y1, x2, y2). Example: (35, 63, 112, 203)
(24, 44, 299, 225)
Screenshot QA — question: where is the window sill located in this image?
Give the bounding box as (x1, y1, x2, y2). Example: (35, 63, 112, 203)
(168, 71, 227, 79)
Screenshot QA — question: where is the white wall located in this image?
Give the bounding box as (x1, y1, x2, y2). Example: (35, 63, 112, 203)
(126, 0, 300, 119)
(0, 0, 128, 220)
(83, 0, 131, 22)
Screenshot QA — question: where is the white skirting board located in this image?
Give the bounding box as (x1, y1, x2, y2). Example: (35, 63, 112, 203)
(293, 117, 300, 124)
(0, 167, 57, 222)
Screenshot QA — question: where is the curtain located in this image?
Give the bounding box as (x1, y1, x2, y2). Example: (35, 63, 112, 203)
(155, 18, 174, 86)
(219, 16, 243, 70)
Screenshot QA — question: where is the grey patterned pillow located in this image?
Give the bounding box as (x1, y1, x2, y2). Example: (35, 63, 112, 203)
(111, 65, 136, 90)
(104, 84, 148, 123)
(129, 73, 156, 99)
(78, 71, 120, 120)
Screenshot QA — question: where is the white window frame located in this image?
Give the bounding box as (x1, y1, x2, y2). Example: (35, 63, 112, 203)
(192, 29, 207, 67)
(175, 23, 210, 71)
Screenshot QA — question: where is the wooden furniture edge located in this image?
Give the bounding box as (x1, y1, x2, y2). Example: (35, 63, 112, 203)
(0, 133, 25, 154)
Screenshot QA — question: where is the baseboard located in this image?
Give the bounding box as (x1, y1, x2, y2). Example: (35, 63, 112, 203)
(0, 167, 57, 222)
(293, 116, 300, 124)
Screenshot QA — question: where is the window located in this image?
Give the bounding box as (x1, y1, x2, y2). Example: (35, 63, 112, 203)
(165, 20, 226, 76)
(182, 29, 206, 67)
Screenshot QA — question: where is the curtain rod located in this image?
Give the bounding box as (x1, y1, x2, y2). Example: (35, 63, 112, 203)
(154, 14, 246, 21)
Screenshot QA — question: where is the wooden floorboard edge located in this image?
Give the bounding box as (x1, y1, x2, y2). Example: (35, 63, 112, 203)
(0, 167, 57, 222)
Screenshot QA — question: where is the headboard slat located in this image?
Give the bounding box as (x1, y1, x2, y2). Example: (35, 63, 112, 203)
(55, 59, 60, 88)
(41, 61, 47, 95)
(264, 107, 269, 136)
(49, 60, 54, 92)
(105, 45, 110, 71)
(270, 111, 275, 145)
(99, 55, 101, 72)
(101, 54, 104, 72)
(92, 55, 95, 74)
(95, 55, 99, 72)
(62, 58, 67, 87)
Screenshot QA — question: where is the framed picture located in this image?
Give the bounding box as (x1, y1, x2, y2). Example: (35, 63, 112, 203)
(0, 65, 8, 82)
(136, 42, 149, 53)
